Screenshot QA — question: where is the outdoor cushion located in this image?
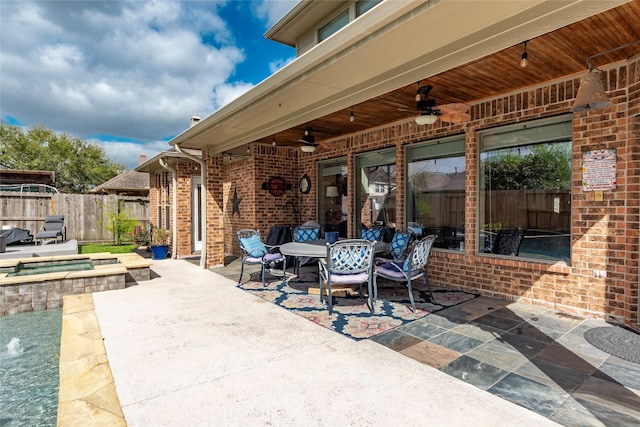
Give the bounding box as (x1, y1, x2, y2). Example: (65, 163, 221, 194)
(377, 261, 420, 278)
(361, 228, 382, 241)
(294, 227, 319, 242)
(329, 271, 369, 284)
(240, 235, 267, 257)
(245, 252, 281, 263)
(388, 232, 410, 259)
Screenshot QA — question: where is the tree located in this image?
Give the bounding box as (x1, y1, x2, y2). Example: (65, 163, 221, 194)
(0, 121, 123, 193)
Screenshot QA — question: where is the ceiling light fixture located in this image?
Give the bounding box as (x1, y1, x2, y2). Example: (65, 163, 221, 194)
(272, 136, 276, 146)
(520, 40, 528, 68)
(349, 106, 355, 122)
(572, 38, 640, 112)
(415, 114, 438, 125)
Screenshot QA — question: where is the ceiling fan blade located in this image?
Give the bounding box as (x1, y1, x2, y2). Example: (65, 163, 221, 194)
(437, 103, 470, 123)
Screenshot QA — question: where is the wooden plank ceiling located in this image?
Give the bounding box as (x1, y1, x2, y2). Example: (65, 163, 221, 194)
(255, 1, 640, 150)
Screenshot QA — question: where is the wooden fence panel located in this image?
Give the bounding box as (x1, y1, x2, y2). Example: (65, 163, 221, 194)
(0, 192, 149, 243)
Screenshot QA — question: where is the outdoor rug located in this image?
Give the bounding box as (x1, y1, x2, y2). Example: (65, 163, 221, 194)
(239, 274, 478, 341)
(584, 325, 640, 363)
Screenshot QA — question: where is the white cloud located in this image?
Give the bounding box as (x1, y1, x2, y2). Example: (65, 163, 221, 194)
(253, 0, 298, 28)
(90, 139, 169, 171)
(0, 0, 294, 170)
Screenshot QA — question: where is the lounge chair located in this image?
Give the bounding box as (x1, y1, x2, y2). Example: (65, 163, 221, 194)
(35, 215, 66, 245)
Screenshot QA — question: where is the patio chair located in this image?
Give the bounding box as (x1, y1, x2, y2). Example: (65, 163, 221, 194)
(372, 234, 436, 313)
(291, 225, 321, 275)
(491, 227, 525, 256)
(376, 228, 412, 263)
(236, 229, 285, 288)
(35, 215, 66, 245)
(318, 239, 376, 314)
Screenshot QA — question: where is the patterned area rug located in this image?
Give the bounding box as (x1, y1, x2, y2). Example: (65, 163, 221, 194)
(239, 273, 478, 340)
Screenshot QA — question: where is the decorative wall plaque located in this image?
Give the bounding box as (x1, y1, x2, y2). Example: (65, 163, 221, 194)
(261, 177, 291, 197)
(582, 148, 617, 191)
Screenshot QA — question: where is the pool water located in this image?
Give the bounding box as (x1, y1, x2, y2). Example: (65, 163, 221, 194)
(0, 309, 62, 426)
(7, 260, 94, 277)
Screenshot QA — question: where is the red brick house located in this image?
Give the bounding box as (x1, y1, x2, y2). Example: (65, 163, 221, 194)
(138, 1, 640, 329)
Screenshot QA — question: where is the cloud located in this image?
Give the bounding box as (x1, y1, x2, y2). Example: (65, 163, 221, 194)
(90, 139, 169, 171)
(0, 0, 294, 170)
(253, 0, 298, 27)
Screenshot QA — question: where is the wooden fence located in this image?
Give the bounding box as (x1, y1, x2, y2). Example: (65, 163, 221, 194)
(0, 192, 149, 243)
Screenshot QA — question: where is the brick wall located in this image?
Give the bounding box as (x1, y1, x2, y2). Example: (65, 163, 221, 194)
(193, 57, 639, 325)
(284, 58, 640, 324)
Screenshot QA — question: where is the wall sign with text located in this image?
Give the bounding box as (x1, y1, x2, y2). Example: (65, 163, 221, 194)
(582, 148, 617, 191)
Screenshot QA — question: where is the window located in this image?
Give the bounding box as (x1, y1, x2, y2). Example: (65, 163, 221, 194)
(356, 149, 396, 236)
(318, 9, 349, 42)
(319, 159, 347, 236)
(479, 116, 572, 262)
(407, 136, 465, 250)
(356, 0, 381, 17)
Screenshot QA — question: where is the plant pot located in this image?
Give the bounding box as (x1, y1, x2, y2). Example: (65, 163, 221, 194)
(151, 244, 169, 260)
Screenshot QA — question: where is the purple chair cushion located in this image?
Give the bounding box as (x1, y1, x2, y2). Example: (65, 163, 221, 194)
(245, 252, 282, 263)
(376, 262, 420, 279)
(329, 272, 369, 284)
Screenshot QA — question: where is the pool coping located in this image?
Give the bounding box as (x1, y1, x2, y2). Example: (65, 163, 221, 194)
(0, 253, 152, 285)
(57, 293, 127, 426)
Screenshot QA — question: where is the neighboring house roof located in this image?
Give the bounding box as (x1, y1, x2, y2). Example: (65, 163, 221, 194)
(89, 170, 150, 195)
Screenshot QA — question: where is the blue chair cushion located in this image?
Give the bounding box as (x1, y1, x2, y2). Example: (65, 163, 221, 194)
(361, 228, 382, 241)
(389, 233, 410, 258)
(295, 227, 319, 242)
(240, 235, 267, 257)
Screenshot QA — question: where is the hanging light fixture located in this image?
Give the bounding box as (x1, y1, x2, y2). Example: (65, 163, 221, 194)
(520, 40, 529, 68)
(572, 38, 640, 113)
(571, 69, 611, 112)
(349, 106, 355, 122)
(272, 136, 276, 146)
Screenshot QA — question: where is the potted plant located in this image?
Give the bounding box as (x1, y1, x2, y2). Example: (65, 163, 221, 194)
(150, 226, 170, 260)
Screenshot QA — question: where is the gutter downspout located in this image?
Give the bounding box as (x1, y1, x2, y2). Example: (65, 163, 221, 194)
(158, 157, 178, 259)
(175, 144, 207, 269)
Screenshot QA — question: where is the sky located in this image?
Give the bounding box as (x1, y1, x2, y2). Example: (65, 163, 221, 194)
(0, 0, 297, 170)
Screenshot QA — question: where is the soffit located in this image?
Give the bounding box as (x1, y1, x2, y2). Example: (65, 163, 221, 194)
(174, 0, 631, 153)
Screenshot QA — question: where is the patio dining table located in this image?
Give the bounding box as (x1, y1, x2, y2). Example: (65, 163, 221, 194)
(279, 239, 386, 292)
(279, 239, 386, 258)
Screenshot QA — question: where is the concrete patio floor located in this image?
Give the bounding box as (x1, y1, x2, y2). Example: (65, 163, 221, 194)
(81, 259, 560, 426)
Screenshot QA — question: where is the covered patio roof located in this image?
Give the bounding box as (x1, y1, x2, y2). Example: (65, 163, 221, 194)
(171, 0, 637, 154)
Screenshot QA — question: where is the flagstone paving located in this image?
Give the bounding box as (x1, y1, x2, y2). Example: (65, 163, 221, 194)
(214, 260, 640, 427)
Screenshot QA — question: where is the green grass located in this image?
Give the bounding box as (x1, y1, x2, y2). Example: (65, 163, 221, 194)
(78, 243, 137, 254)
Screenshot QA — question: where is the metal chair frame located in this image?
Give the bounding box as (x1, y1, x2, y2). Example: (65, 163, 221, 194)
(236, 229, 284, 288)
(372, 235, 436, 313)
(318, 239, 376, 314)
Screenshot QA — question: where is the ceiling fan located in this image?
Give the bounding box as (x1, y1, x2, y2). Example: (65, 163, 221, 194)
(399, 84, 470, 125)
(298, 127, 318, 152)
